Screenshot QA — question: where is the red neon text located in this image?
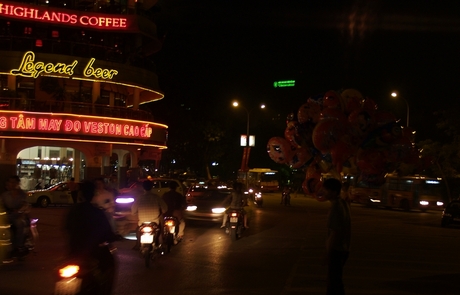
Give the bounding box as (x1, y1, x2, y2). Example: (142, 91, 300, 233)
(0, 115, 153, 139)
(0, 2, 127, 28)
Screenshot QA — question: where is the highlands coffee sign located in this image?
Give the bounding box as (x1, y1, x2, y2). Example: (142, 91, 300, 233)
(0, 1, 133, 30)
(10, 51, 118, 80)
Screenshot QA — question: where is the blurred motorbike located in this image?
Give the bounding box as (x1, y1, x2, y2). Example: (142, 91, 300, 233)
(139, 222, 163, 267)
(163, 216, 178, 253)
(247, 188, 263, 207)
(224, 208, 245, 241)
(54, 244, 117, 295)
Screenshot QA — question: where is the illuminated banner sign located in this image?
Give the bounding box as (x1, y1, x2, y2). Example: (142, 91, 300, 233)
(10, 51, 118, 80)
(273, 80, 296, 88)
(0, 0, 134, 30)
(0, 112, 157, 141)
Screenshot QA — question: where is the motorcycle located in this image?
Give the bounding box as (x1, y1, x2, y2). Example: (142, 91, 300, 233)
(54, 244, 117, 295)
(163, 216, 178, 253)
(139, 222, 163, 267)
(224, 208, 245, 241)
(248, 188, 263, 207)
(281, 190, 291, 206)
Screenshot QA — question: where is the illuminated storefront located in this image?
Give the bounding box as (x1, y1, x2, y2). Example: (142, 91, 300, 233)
(0, 0, 166, 190)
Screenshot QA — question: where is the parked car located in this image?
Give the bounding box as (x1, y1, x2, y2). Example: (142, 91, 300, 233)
(441, 200, 460, 227)
(184, 187, 233, 222)
(27, 181, 79, 208)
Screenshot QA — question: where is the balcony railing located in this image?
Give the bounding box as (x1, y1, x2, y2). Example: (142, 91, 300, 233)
(0, 97, 155, 122)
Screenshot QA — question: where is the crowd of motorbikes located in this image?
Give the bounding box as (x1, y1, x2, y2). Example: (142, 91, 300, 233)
(1, 183, 275, 295)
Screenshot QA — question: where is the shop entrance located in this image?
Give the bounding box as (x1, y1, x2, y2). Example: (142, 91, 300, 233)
(16, 146, 84, 190)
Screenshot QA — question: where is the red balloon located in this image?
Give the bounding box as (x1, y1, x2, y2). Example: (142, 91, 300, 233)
(289, 147, 313, 169)
(300, 163, 324, 200)
(341, 89, 363, 114)
(348, 109, 375, 138)
(323, 90, 343, 109)
(319, 107, 347, 122)
(362, 98, 378, 114)
(312, 118, 347, 154)
(267, 137, 294, 164)
(284, 121, 301, 149)
(298, 99, 321, 124)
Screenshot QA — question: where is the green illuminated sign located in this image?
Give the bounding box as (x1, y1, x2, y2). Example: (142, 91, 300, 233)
(273, 80, 295, 88)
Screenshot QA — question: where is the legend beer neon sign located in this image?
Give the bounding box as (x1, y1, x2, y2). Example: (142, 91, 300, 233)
(10, 51, 118, 80)
(0, 1, 129, 30)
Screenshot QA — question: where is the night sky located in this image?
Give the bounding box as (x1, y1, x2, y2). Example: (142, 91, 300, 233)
(148, 0, 460, 169)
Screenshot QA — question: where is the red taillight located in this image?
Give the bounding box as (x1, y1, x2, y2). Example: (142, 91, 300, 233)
(230, 212, 238, 217)
(165, 220, 175, 227)
(141, 226, 153, 233)
(59, 265, 79, 278)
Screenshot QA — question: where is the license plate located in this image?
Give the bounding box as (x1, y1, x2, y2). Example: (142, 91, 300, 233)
(55, 278, 82, 295)
(141, 234, 153, 244)
(230, 217, 238, 223)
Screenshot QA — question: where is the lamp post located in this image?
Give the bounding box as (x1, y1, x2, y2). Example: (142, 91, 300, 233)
(232, 101, 265, 187)
(391, 91, 409, 127)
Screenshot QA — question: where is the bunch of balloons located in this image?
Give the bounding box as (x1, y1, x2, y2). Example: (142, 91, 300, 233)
(267, 89, 425, 199)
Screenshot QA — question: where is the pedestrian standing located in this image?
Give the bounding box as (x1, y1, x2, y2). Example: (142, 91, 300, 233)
(320, 178, 351, 295)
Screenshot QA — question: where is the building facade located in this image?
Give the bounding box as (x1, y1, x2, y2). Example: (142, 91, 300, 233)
(0, 0, 167, 191)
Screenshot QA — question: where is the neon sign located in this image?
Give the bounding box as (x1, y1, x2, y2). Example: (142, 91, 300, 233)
(273, 80, 296, 88)
(10, 51, 118, 80)
(0, 1, 128, 29)
(0, 113, 156, 140)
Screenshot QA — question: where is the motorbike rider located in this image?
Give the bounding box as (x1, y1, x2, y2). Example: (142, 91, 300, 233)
(162, 181, 186, 244)
(92, 177, 117, 235)
(281, 186, 291, 206)
(221, 182, 250, 229)
(64, 180, 117, 295)
(131, 180, 168, 249)
(0, 175, 29, 258)
(0, 193, 12, 264)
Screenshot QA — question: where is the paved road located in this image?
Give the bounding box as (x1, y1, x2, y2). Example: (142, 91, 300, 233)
(1, 193, 459, 295)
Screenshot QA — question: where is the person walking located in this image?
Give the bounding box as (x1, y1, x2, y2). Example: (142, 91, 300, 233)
(320, 178, 351, 295)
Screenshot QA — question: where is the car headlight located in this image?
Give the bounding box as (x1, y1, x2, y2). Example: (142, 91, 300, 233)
(419, 201, 429, 206)
(186, 205, 197, 211)
(212, 207, 226, 214)
(27, 193, 33, 197)
(115, 197, 135, 204)
(437, 201, 444, 206)
(255, 192, 262, 198)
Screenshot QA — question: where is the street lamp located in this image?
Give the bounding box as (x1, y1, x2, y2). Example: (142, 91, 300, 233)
(391, 91, 409, 127)
(232, 101, 265, 187)
(232, 101, 265, 147)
